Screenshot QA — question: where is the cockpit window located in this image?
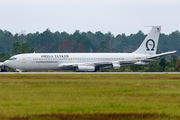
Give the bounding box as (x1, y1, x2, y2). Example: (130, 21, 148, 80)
(9, 57, 17, 60)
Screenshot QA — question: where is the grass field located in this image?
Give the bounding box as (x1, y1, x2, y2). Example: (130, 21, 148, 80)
(1, 74, 180, 119)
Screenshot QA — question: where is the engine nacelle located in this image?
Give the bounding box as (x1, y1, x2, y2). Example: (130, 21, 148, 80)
(77, 66, 95, 72)
(112, 64, 120, 69)
(134, 61, 149, 65)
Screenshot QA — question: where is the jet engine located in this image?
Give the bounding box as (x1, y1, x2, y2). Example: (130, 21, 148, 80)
(134, 61, 149, 65)
(112, 64, 120, 69)
(76, 66, 95, 72)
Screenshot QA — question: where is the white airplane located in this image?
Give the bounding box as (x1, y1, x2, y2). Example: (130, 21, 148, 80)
(0, 26, 177, 72)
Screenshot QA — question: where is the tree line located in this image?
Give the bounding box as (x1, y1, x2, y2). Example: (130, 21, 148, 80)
(0, 28, 180, 72)
(0, 29, 179, 54)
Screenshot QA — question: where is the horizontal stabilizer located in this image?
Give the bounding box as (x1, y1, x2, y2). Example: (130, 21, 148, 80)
(147, 51, 177, 59)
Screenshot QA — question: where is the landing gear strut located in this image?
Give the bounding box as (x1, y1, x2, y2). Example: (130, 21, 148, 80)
(0, 66, 7, 72)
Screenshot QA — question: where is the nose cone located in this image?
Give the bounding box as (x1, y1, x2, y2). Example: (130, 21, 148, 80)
(4, 60, 8, 65)
(4, 60, 11, 67)
(4, 60, 15, 68)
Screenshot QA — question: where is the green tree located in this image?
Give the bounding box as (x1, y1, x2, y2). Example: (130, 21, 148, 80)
(175, 59, 180, 71)
(168, 55, 178, 68)
(11, 42, 34, 55)
(145, 61, 162, 72)
(130, 65, 145, 72)
(99, 40, 107, 52)
(0, 53, 10, 62)
(159, 57, 167, 71)
(0, 30, 14, 53)
(11, 42, 21, 55)
(21, 43, 34, 53)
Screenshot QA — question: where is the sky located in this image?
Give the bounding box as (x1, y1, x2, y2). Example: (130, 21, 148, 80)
(0, 0, 180, 36)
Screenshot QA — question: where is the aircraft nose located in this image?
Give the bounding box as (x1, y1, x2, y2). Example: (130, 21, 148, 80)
(4, 60, 10, 66)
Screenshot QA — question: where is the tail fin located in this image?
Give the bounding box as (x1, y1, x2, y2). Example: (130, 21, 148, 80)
(133, 26, 161, 55)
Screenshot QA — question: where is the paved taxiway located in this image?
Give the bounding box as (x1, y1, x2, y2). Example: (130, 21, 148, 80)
(0, 72, 180, 74)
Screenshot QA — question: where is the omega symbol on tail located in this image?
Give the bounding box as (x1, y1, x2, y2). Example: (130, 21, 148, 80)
(146, 39, 155, 51)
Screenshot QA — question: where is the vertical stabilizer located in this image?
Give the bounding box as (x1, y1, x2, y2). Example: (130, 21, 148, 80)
(133, 26, 161, 55)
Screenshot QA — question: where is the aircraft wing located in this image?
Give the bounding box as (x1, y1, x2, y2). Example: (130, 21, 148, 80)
(58, 63, 79, 68)
(58, 62, 112, 68)
(58, 60, 137, 69)
(92, 61, 136, 67)
(94, 61, 112, 66)
(94, 61, 136, 67)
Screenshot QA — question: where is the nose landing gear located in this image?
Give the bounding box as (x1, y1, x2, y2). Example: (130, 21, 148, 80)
(0, 66, 7, 72)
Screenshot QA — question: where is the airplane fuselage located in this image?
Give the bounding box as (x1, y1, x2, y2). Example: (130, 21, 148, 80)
(4, 53, 148, 71)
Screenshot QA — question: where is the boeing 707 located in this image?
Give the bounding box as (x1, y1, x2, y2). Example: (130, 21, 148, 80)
(0, 26, 177, 72)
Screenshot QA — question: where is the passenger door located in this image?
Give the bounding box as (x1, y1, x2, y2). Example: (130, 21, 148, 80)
(22, 55, 26, 69)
